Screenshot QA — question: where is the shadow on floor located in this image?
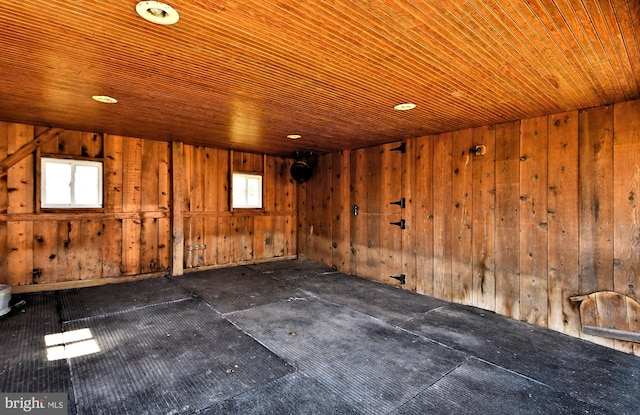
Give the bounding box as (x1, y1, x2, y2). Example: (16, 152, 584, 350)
(1, 259, 638, 414)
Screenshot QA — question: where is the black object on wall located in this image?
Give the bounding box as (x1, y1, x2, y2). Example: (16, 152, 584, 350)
(290, 151, 317, 184)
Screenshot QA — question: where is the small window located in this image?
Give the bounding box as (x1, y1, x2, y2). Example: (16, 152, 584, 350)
(232, 173, 263, 209)
(41, 158, 103, 208)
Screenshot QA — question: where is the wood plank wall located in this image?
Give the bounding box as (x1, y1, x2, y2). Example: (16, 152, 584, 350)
(298, 99, 640, 355)
(181, 146, 297, 269)
(0, 124, 296, 289)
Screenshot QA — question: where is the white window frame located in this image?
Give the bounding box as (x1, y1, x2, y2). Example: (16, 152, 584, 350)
(41, 157, 103, 208)
(232, 173, 263, 209)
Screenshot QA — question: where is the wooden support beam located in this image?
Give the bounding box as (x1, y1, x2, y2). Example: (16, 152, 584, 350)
(0, 127, 63, 176)
(171, 141, 185, 276)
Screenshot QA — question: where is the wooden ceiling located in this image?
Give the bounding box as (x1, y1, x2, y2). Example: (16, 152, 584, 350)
(1, 1, 639, 156)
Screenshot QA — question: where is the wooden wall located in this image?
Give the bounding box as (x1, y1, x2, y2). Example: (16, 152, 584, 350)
(0, 124, 296, 290)
(181, 146, 297, 269)
(298, 99, 640, 355)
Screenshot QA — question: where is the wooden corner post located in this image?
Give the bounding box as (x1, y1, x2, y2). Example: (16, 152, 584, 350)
(171, 141, 185, 276)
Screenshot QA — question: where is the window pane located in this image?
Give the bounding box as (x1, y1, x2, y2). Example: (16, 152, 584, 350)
(41, 158, 102, 208)
(232, 173, 262, 208)
(233, 175, 248, 206)
(247, 177, 262, 207)
(74, 165, 100, 205)
(44, 162, 72, 205)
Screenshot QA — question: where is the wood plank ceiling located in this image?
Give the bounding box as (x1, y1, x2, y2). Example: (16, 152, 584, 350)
(0, 0, 639, 156)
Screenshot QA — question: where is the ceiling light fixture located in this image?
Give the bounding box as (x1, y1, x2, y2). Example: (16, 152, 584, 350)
(91, 95, 118, 104)
(287, 134, 302, 140)
(393, 103, 416, 111)
(136, 1, 180, 25)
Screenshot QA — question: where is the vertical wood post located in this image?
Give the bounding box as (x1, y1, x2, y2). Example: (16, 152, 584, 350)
(171, 141, 185, 276)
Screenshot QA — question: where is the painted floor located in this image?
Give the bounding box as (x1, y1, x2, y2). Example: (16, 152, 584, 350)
(1, 259, 638, 414)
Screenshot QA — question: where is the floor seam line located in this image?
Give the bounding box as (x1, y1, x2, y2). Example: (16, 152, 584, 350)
(388, 358, 471, 415)
(61, 297, 192, 324)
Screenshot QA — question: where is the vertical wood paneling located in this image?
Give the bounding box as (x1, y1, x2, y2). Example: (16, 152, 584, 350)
(451, 129, 473, 305)
(171, 141, 185, 276)
(217, 217, 231, 265)
(184, 217, 196, 268)
(264, 155, 276, 212)
(433, 133, 453, 301)
(381, 143, 403, 286)
(102, 220, 123, 277)
(242, 216, 255, 261)
(415, 135, 434, 295)
(0, 222, 6, 284)
(157, 217, 172, 270)
(48, 130, 81, 156)
(613, 100, 640, 355)
(547, 111, 580, 336)
(472, 126, 496, 310)
(55, 221, 71, 282)
(263, 215, 275, 259)
(58, 220, 82, 281)
(6, 221, 33, 285)
(202, 217, 218, 264)
(365, 146, 382, 281)
(217, 150, 230, 212)
(519, 116, 549, 326)
(7, 123, 34, 214)
(0, 125, 7, 284)
(226, 216, 238, 263)
(141, 140, 160, 212)
(122, 138, 143, 213)
(329, 153, 341, 267)
(39, 129, 102, 158)
(273, 215, 286, 257)
(401, 140, 417, 291)
(82, 132, 103, 158)
(253, 216, 265, 259)
(179, 148, 293, 269)
(229, 216, 242, 261)
(350, 149, 367, 276)
(579, 105, 614, 294)
(1, 123, 289, 288)
(494, 121, 521, 318)
(140, 217, 159, 273)
(304, 158, 318, 261)
(613, 100, 640, 299)
(80, 219, 103, 280)
(233, 152, 264, 173)
(204, 148, 219, 212)
(316, 154, 332, 265)
(189, 217, 205, 267)
(122, 219, 141, 275)
(104, 134, 123, 213)
(628, 296, 640, 356)
(0, 123, 8, 215)
(296, 181, 307, 257)
(187, 145, 205, 212)
(32, 221, 58, 284)
(283, 159, 297, 212)
(158, 143, 171, 212)
(285, 214, 296, 256)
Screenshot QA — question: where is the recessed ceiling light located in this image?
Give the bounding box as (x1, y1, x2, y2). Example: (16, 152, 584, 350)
(92, 95, 118, 104)
(136, 1, 179, 25)
(394, 103, 416, 111)
(287, 134, 302, 140)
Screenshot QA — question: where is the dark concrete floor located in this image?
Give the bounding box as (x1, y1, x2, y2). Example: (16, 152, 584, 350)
(1, 259, 639, 414)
